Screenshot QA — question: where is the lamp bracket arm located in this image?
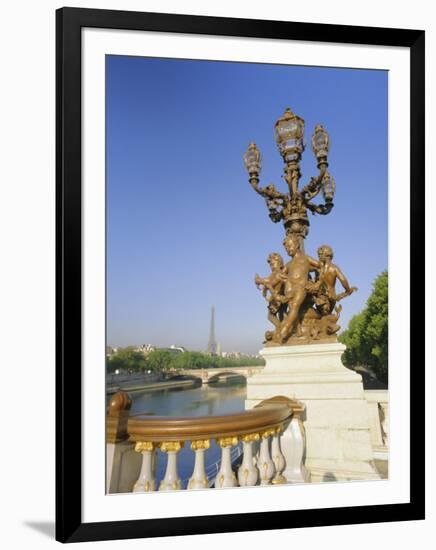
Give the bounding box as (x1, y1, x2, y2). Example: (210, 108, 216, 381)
(249, 178, 262, 194)
(301, 162, 329, 198)
(251, 179, 286, 200)
(302, 185, 322, 201)
(306, 201, 334, 215)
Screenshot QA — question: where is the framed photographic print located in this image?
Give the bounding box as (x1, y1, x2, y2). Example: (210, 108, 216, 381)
(56, 7, 425, 543)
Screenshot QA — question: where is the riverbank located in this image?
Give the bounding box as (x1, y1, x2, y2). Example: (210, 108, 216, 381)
(106, 378, 197, 395)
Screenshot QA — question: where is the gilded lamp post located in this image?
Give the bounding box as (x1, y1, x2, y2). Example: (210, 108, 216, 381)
(244, 107, 356, 346)
(243, 107, 335, 243)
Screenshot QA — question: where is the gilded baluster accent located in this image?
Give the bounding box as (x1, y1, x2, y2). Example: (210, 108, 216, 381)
(133, 441, 156, 492)
(258, 428, 276, 485)
(158, 441, 184, 491)
(188, 440, 210, 490)
(238, 433, 260, 486)
(216, 437, 239, 488)
(271, 425, 286, 484)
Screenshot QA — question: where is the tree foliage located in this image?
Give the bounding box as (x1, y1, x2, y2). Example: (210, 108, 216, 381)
(107, 348, 265, 373)
(339, 270, 388, 383)
(106, 346, 148, 373)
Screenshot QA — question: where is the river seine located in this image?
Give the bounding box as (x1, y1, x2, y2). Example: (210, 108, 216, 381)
(130, 379, 247, 488)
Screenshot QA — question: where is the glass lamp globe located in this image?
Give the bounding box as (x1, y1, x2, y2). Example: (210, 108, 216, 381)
(243, 142, 262, 174)
(312, 124, 330, 159)
(274, 107, 305, 163)
(322, 173, 336, 202)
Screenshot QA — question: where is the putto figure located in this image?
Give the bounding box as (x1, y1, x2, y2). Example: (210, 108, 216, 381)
(314, 245, 357, 315)
(255, 253, 287, 333)
(278, 234, 318, 343)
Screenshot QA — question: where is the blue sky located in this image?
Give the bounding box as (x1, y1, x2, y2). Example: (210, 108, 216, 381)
(106, 55, 387, 353)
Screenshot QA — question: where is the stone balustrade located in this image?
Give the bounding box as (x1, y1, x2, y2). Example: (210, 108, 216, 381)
(107, 392, 307, 493)
(364, 389, 389, 460)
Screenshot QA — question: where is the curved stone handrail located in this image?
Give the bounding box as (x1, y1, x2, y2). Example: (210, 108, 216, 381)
(106, 392, 307, 492)
(128, 396, 299, 442)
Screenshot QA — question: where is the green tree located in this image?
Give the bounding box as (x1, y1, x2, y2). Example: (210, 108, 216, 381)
(107, 346, 148, 373)
(172, 351, 216, 370)
(170, 351, 265, 370)
(144, 350, 175, 372)
(339, 270, 388, 383)
(107, 348, 265, 375)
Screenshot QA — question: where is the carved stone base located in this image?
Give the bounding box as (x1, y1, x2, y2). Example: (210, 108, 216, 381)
(265, 335, 338, 347)
(246, 343, 381, 482)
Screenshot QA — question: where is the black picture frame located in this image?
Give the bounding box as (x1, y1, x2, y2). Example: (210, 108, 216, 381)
(56, 6, 425, 543)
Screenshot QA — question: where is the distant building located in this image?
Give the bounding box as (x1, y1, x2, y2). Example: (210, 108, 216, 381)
(135, 343, 155, 354)
(222, 351, 242, 359)
(169, 344, 186, 353)
(133, 343, 186, 355)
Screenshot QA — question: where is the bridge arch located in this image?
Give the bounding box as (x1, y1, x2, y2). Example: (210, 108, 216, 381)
(176, 366, 264, 385)
(206, 370, 248, 384)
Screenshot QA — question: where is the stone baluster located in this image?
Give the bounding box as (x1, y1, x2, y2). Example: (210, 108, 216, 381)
(238, 433, 260, 486)
(158, 441, 184, 491)
(151, 443, 157, 478)
(380, 402, 389, 446)
(215, 437, 239, 488)
(133, 442, 156, 492)
(258, 429, 276, 485)
(271, 425, 286, 484)
(281, 412, 309, 483)
(188, 440, 210, 490)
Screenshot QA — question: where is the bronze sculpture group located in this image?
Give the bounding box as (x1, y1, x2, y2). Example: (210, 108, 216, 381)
(244, 108, 356, 346)
(255, 237, 356, 345)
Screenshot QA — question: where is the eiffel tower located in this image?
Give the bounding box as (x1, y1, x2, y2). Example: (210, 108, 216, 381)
(207, 306, 218, 355)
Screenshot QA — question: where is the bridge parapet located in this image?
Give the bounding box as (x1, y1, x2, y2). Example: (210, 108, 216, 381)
(107, 392, 307, 492)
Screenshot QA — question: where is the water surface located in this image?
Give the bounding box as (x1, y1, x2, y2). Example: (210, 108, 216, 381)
(130, 379, 246, 488)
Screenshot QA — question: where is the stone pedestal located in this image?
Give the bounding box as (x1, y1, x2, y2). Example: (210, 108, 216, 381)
(246, 343, 380, 482)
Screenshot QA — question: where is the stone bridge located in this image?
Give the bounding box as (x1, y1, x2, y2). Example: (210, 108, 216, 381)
(177, 365, 265, 385)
